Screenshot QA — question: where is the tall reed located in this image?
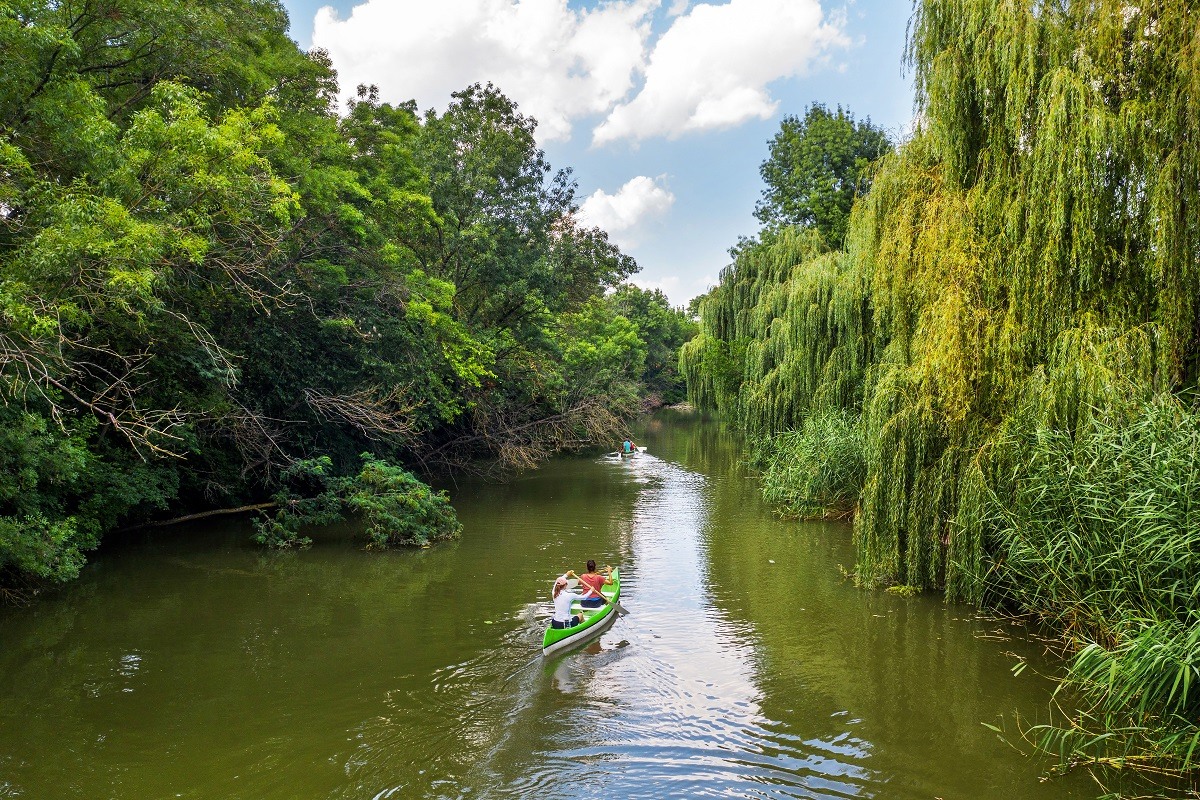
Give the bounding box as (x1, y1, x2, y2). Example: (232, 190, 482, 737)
(980, 397, 1200, 635)
(753, 409, 866, 520)
(968, 396, 1200, 784)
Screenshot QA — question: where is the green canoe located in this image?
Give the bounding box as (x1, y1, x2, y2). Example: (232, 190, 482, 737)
(542, 567, 621, 656)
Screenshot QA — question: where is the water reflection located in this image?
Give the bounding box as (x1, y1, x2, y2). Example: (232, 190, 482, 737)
(0, 412, 1093, 799)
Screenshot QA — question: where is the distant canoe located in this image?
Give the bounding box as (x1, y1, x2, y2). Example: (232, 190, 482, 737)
(542, 567, 621, 656)
(617, 446, 646, 457)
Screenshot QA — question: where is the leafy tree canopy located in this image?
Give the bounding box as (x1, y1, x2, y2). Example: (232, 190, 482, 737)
(0, 1, 689, 594)
(608, 285, 696, 405)
(754, 104, 892, 249)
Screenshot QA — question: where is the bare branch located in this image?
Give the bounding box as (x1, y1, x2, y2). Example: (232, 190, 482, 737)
(419, 394, 628, 475)
(0, 330, 187, 458)
(304, 385, 420, 441)
(197, 404, 296, 482)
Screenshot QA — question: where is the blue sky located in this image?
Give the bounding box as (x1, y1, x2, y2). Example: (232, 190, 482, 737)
(279, 0, 916, 306)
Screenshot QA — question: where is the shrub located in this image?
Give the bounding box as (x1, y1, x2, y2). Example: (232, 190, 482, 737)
(754, 409, 866, 519)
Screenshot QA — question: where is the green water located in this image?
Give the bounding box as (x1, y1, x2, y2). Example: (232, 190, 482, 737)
(0, 411, 1092, 799)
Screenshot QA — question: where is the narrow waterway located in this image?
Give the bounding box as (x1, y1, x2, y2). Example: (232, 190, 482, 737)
(0, 411, 1091, 799)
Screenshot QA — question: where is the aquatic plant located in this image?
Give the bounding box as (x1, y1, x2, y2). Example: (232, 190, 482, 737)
(754, 409, 866, 520)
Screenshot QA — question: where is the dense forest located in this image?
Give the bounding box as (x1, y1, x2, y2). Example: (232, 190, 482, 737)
(0, 1, 694, 594)
(682, 0, 1200, 793)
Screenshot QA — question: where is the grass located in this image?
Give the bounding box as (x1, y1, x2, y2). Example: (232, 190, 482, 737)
(752, 408, 866, 520)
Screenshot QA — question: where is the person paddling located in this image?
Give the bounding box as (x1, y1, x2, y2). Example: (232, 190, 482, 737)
(550, 575, 584, 629)
(573, 560, 614, 609)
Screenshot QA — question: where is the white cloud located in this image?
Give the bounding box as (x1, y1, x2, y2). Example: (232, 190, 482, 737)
(592, 0, 848, 145)
(312, 0, 656, 141)
(578, 175, 675, 248)
(311, 0, 848, 145)
(631, 273, 682, 300)
(627, 272, 715, 307)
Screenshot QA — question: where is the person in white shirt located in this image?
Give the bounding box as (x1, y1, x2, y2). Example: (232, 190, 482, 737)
(550, 574, 584, 629)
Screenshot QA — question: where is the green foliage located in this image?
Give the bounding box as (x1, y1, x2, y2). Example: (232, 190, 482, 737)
(679, 226, 868, 433)
(253, 457, 340, 548)
(558, 297, 646, 400)
(753, 409, 865, 520)
(688, 0, 1200, 594)
(0, 1, 651, 592)
(254, 454, 461, 549)
(608, 284, 696, 404)
(755, 104, 892, 249)
(0, 410, 97, 582)
(414, 83, 635, 330)
(0, 406, 175, 584)
(348, 456, 461, 548)
(1029, 617, 1200, 778)
(685, 0, 1200, 790)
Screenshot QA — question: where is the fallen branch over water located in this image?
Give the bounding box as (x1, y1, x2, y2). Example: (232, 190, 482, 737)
(122, 502, 277, 531)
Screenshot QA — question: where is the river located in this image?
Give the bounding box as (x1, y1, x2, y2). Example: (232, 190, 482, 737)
(0, 410, 1092, 799)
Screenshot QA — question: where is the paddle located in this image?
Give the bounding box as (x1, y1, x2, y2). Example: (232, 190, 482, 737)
(604, 594, 630, 617)
(567, 572, 629, 617)
(562, 568, 629, 618)
(578, 590, 628, 617)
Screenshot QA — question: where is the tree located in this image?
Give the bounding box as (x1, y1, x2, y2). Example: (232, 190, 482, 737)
(754, 104, 891, 249)
(397, 83, 640, 469)
(0, 3, 649, 592)
(688, 0, 1200, 789)
(413, 83, 635, 330)
(608, 285, 696, 404)
(0, 32, 306, 584)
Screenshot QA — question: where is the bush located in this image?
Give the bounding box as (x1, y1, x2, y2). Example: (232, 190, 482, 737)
(754, 409, 866, 519)
(253, 455, 461, 549)
(347, 456, 461, 547)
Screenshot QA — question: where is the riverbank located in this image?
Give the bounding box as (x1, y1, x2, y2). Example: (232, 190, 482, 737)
(677, 2, 1200, 792)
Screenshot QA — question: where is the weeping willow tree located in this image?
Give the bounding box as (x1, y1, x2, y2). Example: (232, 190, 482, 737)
(683, 0, 1200, 788)
(679, 227, 873, 433)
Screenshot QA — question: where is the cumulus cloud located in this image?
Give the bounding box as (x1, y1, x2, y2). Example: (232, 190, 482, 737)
(312, 0, 656, 141)
(592, 0, 848, 144)
(311, 0, 848, 145)
(578, 176, 675, 248)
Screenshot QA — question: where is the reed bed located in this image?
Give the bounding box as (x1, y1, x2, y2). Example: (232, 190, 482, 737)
(982, 398, 1200, 635)
(753, 409, 866, 520)
(972, 398, 1200, 785)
